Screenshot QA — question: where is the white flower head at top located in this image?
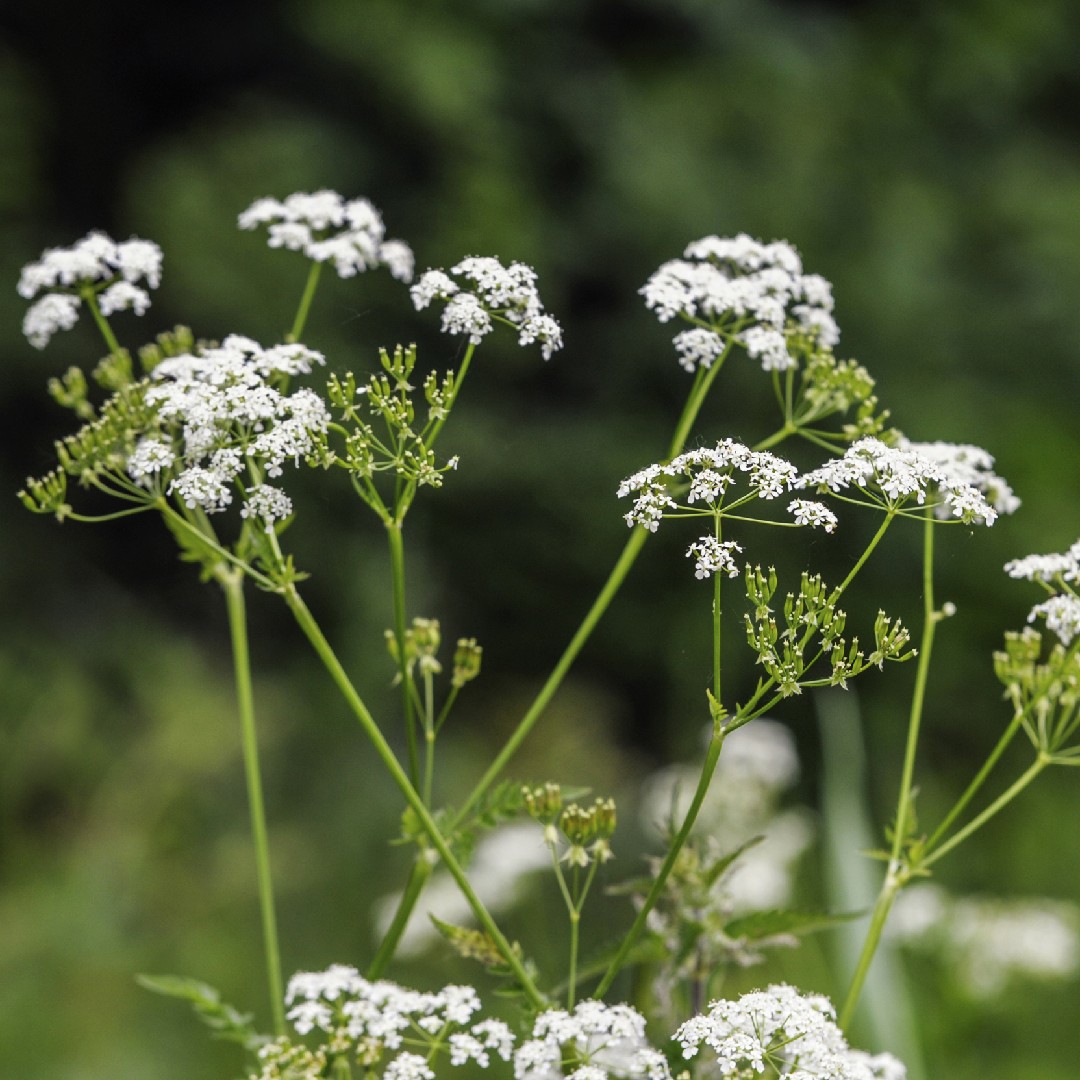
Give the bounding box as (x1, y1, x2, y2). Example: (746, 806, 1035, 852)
(796, 437, 1000, 525)
(411, 256, 564, 359)
(17, 231, 163, 348)
(674, 983, 906, 1080)
(639, 233, 839, 373)
(238, 190, 414, 282)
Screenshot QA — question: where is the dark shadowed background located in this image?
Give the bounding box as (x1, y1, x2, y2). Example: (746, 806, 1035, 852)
(2, 2, 1079, 1077)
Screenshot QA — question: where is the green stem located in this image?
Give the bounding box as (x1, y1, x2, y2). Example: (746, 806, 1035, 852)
(387, 521, 420, 786)
(839, 509, 933, 1028)
(924, 708, 1025, 855)
(289, 261, 323, 342)
(424, 343, 476, 453)
(594, 723, 726, 999)
(890, 510, 937, 865)
(82, 288, 122, 355)
(282, 585, 545, 1008)
(221, 571, 285, 1035)
(368, 855, 434, 978)
(450, 526, 649, 829)
(839, 867, 904, 1031)
(923, 757, 1048, 869)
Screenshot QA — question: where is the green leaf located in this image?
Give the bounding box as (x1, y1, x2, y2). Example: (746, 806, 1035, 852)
(136, 973, 267, 1051)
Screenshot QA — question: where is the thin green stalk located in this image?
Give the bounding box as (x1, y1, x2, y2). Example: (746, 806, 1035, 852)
(594, 724, 726, 998)
(839, 868, 904, 1031)
(713, 517, 723, 697)
(923, 757, 1048, 869)
(450, 526, 649, 828)
(82, 288, 122, 355)
(221, 571, 285, 1035)
(423, 343, 476, 452)
(368, 856, 434, 978)
(282, 585, 545, 1008)
(387, 521, 420, 786)
(924, 708, 1025, 855)
(839, 509, 934, 1028)
(289, 261, 323, 342)
(890, 510, 937, 865)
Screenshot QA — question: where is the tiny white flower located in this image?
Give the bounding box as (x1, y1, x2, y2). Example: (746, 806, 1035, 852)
(687, 536, 743, 580)
(22, 293, 81, 349)
(788, 498, 838, 532)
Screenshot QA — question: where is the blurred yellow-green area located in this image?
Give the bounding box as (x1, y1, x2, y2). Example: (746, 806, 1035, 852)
(2, 1, 1080, 1077)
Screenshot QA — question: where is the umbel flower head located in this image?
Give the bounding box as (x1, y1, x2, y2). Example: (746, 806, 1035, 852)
(238, 190, 415, 281)
(675, 983, 905, 1079)
(255, 966, 516, 1080)
(618, 440, 836, 579)
(795, 436, 1006, 524)
(411, 256, 564, 359)
(640, 233, 838, 373)
(18, 231, 163, 348)
(20, 331, 331, 538)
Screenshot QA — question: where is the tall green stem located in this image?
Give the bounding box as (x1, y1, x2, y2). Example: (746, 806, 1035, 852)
(221, 571, 285, 1035)
(840, 509, 934, 1029)
(368, 856, 434, 978)
(387, 521, 420, 786)
(281, 585, 545, 1008)
(289, 261, 323, 342)
(82, 288, 122, 355)
(450, 526, 649, 828)
(594, 722, 726, 998)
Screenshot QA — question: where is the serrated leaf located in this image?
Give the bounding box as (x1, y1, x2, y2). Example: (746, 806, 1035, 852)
(702, 835, 765, 888)
(723, 908, 861, 940)
(137, 973, 266, 1050)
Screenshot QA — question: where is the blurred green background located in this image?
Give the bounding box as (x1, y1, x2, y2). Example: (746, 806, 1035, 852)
(2, 1, 1080, 1077)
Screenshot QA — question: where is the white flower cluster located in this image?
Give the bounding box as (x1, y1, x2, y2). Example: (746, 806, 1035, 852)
(1004, 539, 1080, 585)
(796, 437, 1002, 524)
(18, 231, 163, 348)
(619, 443, 832, 578)
(687, 536, 743, 580)
(890, 883, 1080, 999)
(516, 1000, 671, 1080)
(898, 438, 1020, 519)
(1004, 538, 1080, 644)
(675, 984, 905, 1080)
(641, 234, 838, 373)
(238, 190, 414, 281)
(256, 967, 515, 1080)
(411, 257, 563, 359)
(1028, 594, 1080, 645)
(133, 334, 329, 530)
(618, 440, 801, 535)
